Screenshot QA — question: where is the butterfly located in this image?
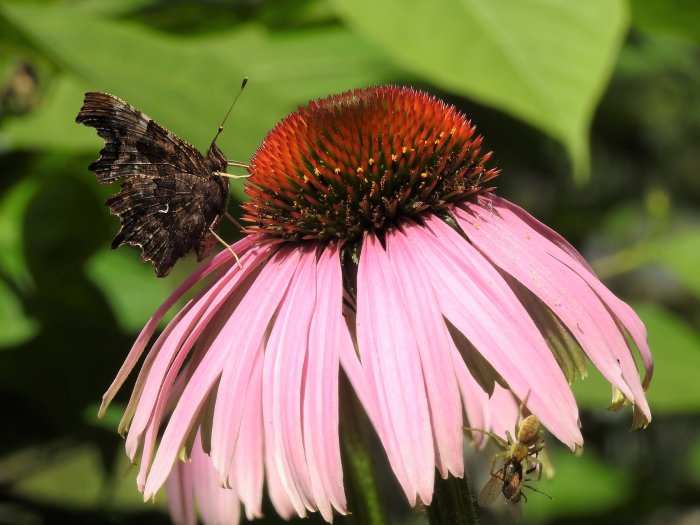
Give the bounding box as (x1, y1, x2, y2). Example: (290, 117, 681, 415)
(76, 92, 237, 277)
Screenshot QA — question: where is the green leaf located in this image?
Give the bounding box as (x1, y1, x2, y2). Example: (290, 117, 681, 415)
(632, 0, 700, 43)
(0, 3, 400, 184)
(0, 74, 97, 151)
(332, 0, 628, 180)
(572, 302, 700, 414)
(0, 278, 38, 349)
(0, 176, 38, 290)
(654, 228, 700, 299)
(10, 446, 105, 508)
(633, 302, 700, 413)
(522, 446, 630, 520)
(5, 444, 165, 512)
(85, 247, 180, 333)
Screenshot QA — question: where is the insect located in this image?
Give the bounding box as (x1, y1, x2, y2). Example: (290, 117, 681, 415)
(76, 79, 247, 277)
(464, 392, 550, 521)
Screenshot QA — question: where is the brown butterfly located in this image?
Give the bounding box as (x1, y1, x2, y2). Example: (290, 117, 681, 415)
(76, 90, 242, 277)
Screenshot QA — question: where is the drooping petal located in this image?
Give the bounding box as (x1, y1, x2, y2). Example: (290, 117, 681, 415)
(127, 246, 271, 480)
(356, 233, 435, 505)
(303, 243, 348, 520)
(263, 246, 318, 514)
(190, 433, 241, 525)
(451, 346, 491, 450)
(386, 227, 464, 478)
(455, 205, 637, 397)
(486, 385, 520, 441)
(144, 246, 300, 499)
(486, 195, 653, 389)
(459, 197, 651, 424)
(231, 349, 265, 520)
(100, 235, 261, 416)
(166, 458, 196, 525)
(207, 247, 301, 487)
(406, 217, 582, 449)
(265, 437, 299, 520)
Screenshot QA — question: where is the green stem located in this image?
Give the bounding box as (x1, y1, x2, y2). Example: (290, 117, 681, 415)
(341, 390, 386, 525)
(426, 473, 478, 525)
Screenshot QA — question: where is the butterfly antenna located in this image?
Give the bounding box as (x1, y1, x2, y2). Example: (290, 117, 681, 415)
(211, 76, 248, 147)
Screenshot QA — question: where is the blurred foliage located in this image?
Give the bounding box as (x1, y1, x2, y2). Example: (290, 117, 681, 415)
(0, 1, 698, 525)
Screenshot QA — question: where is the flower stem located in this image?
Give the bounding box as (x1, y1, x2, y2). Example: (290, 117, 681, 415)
(426, 473, 478, 525)
(341, 390, 386, 525)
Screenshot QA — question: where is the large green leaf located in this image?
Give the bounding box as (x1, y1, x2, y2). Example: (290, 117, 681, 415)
(654, 228, 700, 299)
(0, 176, 38, 290)
(0, 176, 39, 349)
(332, 0, 628, 180)
(0, 278, 38, 349)
(85, 248, 181, 333)
(0, 3, 401, 173)
(6, 444, 165, 511)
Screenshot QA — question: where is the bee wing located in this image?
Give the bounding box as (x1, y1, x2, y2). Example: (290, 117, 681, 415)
(478, 470, 504, 506)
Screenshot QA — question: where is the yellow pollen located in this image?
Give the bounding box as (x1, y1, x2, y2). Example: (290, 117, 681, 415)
(334, 168, 341, 174)
(402, 146, 407, 154)
(357, 167, 364, 174)
(391, 154, 398, 162)
(313, 167, 320, 175)
(420, 172, 428, 179)
(439, 131, 445, 138)
(368, 158, 375, 165)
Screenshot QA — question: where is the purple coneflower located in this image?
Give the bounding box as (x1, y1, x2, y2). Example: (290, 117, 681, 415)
(101, 86, 653, 524)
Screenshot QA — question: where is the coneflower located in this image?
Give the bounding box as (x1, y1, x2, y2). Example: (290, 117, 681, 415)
(101, 86, 653, 524)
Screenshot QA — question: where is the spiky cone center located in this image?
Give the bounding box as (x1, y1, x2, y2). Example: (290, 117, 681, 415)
(243, 85, 499, 243)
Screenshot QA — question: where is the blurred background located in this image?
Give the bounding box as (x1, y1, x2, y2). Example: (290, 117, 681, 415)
(0, 1, 699, 524)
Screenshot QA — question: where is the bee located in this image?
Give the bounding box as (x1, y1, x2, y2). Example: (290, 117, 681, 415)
(465, 392, 550, 521)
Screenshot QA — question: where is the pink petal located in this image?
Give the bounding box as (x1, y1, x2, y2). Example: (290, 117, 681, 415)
(303, 243, 347, 519)
(386, 227, 465, 479)
(486, 385, 520, 441)
(134, 248, 273, 491)
(455, 204, 637, 400)
(263, 246, 317, 515)
(143, 246, 300, 499)
(207, 246, 301, 486)
(100, 234, 260, 416)
(265, 439, 299, 520)
(464, 196, 651, 422)
(119, 301, 194, 435)
(487, 195, 653, 389)
(166, 458, 196, 525)
(356, 233, 435, 505)
(406, 217, 582, 449)
(128, 247, 270, 467)
(190, 433, 241, 525)
(451, 346, 491, 450)
(231, 349, 265, 520)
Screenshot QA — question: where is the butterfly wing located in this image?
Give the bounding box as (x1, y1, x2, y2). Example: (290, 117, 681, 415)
(76, 92, 229, 277)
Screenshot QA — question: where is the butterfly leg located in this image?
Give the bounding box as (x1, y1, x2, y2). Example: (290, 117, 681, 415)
(214, 171, 250, 179)
(208, 227, 243, 269)
(224, 212, 245, 231)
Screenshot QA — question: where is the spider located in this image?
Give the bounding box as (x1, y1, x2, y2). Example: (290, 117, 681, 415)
(464, 392, 549, 520)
